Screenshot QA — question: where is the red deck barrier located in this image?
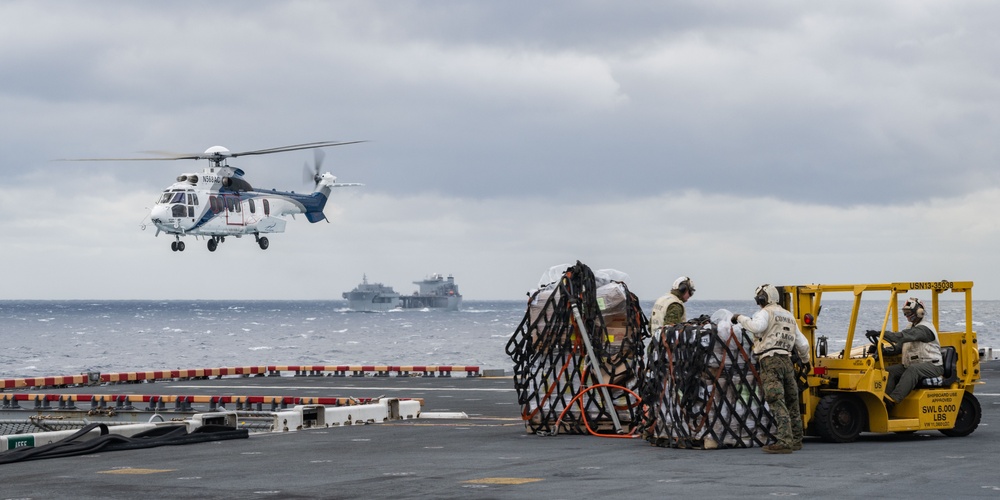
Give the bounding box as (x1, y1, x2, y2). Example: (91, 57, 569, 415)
(0, 392, 427, 410)
(0, 365, 481, 391)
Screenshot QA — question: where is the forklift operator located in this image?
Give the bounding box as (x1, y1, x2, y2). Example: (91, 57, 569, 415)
(868, 297, 943, 407)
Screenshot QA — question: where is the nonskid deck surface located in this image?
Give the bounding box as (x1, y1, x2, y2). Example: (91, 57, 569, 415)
(2, 362, 998, 499)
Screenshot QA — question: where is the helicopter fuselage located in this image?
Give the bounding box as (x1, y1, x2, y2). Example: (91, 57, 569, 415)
(65, 141, 363, 252)
(148, 164, 340, 252)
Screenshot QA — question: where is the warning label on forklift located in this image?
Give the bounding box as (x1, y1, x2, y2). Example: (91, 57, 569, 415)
(923, 404, 957, 415)
(920, 391, 960, 426)
(928, 391, 960, 402)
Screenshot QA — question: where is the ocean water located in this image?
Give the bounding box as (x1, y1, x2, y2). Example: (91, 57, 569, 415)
(1, 299, 997, 379)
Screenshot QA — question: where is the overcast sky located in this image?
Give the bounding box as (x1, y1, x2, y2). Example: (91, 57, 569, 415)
(2, 1, 999, 302)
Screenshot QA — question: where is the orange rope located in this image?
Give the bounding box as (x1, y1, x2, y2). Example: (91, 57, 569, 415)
(555, 383, 642, 438)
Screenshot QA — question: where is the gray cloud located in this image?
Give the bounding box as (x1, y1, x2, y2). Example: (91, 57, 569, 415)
(1, 2, 998, 300)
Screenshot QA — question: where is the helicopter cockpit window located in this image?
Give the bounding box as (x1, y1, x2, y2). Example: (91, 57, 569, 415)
(172, 204, 187, 217)
(158, 192, 172, 204)
(169, 192, 185, 204)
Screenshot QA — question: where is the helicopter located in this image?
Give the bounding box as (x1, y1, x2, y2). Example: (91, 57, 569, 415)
(68, 140, 364, 252)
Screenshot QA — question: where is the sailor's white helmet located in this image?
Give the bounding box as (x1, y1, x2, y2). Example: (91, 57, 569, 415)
(754, 284, 779, 307)
(672, 276, 695, 296)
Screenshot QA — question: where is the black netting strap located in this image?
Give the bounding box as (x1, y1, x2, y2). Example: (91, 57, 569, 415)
(639, 317, 777, 449)
(506, 261, 648, 436)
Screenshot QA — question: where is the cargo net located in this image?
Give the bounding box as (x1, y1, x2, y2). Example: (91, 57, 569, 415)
(505, 262, 649, 436)
(638, 312, 777, 449)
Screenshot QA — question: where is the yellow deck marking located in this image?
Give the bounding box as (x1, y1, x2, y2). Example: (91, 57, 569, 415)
(99, 468, 177, 475)
(464, 477, 544, 485)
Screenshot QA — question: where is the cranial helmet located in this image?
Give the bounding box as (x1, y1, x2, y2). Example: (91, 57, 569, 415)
(755, 284, 779, 307)
(672, 276, 695, 296)
(903, 297, 925, 322)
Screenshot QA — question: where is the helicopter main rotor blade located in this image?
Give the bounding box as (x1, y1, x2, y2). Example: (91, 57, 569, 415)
(229, 140, 366, 158)
(57, 140, 365, 162)
(139, 150, 199, 157)
(56, 155, 202, 162)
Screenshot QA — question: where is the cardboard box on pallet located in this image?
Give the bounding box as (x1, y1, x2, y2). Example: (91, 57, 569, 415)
(596, 283, 642, 411)
(598, 283, 632, 353)
(528, 283, 633, 350)
(528, 287, 558, 330)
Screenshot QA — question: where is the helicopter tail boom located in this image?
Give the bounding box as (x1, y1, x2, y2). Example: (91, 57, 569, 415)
(304, 193, 329, 223)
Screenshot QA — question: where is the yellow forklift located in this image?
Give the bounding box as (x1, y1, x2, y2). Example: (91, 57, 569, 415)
(778, 281, 982, 442)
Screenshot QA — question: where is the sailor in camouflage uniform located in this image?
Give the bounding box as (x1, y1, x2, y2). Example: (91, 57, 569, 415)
(733, 284, 810, 454)
(649, 276, 694, 331)
(647, 276, 695, 363)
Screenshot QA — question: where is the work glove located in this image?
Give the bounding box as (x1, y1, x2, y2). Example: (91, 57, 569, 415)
(865, 329, 882, 343)
(731, 314, 740, 325)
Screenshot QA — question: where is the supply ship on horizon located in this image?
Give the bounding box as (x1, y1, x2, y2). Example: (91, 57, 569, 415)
(342, 273, 462, 312)
(341, 275, 401, 312)
(400, 273, 463, 311)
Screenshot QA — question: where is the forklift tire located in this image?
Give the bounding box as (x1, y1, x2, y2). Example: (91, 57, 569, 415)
(814, 394, 865, 443)
(939, 392, 981, 437)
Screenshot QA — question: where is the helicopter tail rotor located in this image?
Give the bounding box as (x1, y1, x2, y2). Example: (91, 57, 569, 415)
(303, 162, 315, 186)
(303, 148, 327, 189)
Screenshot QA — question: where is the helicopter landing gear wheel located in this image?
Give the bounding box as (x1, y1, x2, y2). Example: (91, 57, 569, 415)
(171, 241, 177, 252)
(257, 236, 269, 250)
(814, 394, 865, 443)
(207, 238, 218, 252)
(170, 240, 185, 252)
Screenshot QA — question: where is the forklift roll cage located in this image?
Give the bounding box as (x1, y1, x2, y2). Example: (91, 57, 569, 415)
(775, 280, 982, 442)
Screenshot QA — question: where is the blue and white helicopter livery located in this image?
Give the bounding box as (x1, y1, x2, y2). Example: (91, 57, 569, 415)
(74, 140, 363, 252)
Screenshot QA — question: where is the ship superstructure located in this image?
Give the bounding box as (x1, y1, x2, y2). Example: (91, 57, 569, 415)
(399, 273, 462, 311)
(342, 275, 401, 312)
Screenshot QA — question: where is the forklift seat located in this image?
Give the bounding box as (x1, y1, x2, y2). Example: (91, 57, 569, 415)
(918, 346, 958, 388)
